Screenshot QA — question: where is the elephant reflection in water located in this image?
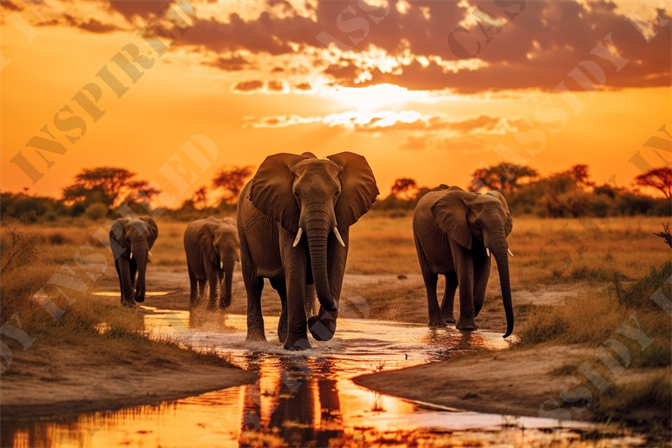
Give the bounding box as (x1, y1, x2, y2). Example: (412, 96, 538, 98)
(240, 358, 342, 446)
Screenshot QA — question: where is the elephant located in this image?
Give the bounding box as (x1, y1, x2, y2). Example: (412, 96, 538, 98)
(413, 186, 514, 338)
(237, 152, 379, 350)
(109, 216, 159, 307)
(183, 217, 240, 308)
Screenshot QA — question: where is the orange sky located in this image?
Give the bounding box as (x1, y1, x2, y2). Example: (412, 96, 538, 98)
(1, 0, 670, 206)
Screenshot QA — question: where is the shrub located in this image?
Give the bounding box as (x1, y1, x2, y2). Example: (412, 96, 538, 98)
(84, 202, 108, 220)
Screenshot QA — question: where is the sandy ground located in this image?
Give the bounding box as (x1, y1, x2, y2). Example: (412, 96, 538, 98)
(354, 346, 668, 419)
(1, 339, 256, 420)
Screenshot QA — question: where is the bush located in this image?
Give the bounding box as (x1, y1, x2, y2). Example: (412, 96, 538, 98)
(614, 261, 672, 309)
(84, 202, 108, 220)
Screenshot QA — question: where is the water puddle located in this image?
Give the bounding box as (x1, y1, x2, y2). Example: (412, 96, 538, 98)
(3, 307, 640, 447)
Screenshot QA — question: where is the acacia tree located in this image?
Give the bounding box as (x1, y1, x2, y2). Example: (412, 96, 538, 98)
(470, 163, 539, 192)
(636, 167, 672, 198)
(212, 165, 255, 204)
(62, 167, 156, 208)
(391, 178, 418, 200)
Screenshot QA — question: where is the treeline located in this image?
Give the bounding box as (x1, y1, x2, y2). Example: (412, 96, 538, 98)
(374, 163, 671, 218)
(2, 162, 670, 223)
(1, 165, 254, 223)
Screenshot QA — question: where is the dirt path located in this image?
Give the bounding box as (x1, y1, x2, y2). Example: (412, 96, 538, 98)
(1, 338, 256, 420)
(354, 346, 667, 419)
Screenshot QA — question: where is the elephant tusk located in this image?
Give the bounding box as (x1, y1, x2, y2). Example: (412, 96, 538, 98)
(333, 227, 345, 247)
(148, 251, 152, 257)
(508, 248, 514, 257)
(220, 261, 223, 270)
(293, 228, 303, 247)
(486, 248, 490, 257)
(130, 252, 133, 259)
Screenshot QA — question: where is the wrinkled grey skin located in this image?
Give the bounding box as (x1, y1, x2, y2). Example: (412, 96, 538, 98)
(184, 217, 240, 308)
(413, 186, 514, 338)
(237, 152, 378, 350)
(109, 217, 159, 307)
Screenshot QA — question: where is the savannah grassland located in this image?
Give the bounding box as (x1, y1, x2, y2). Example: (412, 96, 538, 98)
(1, 212, 670, 433)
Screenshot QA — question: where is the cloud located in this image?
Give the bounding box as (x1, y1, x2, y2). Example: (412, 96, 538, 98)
(203, 55, 254, 71)
(63, 14, 123, 34)
(232, 79, 265, 92)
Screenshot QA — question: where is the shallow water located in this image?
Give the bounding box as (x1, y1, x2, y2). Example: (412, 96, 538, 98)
(3, 307, 641, 448)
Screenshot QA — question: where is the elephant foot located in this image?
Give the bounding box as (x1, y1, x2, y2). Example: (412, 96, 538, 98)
(283, 335, 311, 351)
(246, 331, 266, 343)
(443, 316, 456, 324)
(219, 299, 231, 308)
(456, 318, 477, 331)
(428, 318, 446, 327)
(121, 299, 136, 308)
(277, 321, 288, 344)
(134, 295, 145, 303)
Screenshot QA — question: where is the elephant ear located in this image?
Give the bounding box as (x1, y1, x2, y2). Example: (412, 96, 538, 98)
(249, 153, 308, 233)
(431, 188, 477, 250)
(485, 191, 513, 237)
(198, 223, 218, 265)
(140, 216, 159, 249)
(109, 219, 129, 259)
(327, 152, 379, 228)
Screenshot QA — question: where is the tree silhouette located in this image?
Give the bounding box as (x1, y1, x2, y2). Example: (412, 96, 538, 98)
(192, 186, 208, 209)
(62, 167, 156, 208)
(212, 165, 254, 204)
(391, 178, 418, 200)
(470, 163, 538, 192)
(636, 167, 672, 198)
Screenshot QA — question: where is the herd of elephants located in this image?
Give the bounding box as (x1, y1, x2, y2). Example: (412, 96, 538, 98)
(109, 152, 514, 351)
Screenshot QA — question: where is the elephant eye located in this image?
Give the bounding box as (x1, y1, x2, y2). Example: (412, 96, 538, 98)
(294, 191, 299, 197)
(335, 191, 340, 196)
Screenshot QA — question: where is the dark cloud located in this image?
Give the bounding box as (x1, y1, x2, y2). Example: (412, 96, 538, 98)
(267, 80, 285, 91)
(64, 14, 123, 33)
(203, 55, 253, 71)
(65, 1, 671, 93)
(233, 79, 265, 92)
(294, 82, 312, 91)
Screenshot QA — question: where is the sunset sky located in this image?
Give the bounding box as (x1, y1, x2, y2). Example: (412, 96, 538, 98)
(1, 0, 670, 206)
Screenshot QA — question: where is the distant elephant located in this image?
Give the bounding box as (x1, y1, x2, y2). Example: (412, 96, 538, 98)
(109, 216, 159, 307)
(413, 186, 514, 338)
(184, 217, 240, 308)
(238, 152, 379, 350)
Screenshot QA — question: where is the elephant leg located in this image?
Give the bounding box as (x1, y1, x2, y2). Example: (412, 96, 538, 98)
(271, 279, 288, 343)
(473, 251, 491, 318)
(304, 283, 317, 318)
(129, 258, 137, 297)
(440, 271, 458, 324)
(197, 279, 207, 304)
(207, 266, 219, 309)
(283, 255, 310, 351)
(416, 237, 444, 327)
(241, 233, 265, 341)
(451, 241, 476, 331)
(188, 266, 198, 306)
(114, 259, 123, 305)
(117, 257, 135, 307)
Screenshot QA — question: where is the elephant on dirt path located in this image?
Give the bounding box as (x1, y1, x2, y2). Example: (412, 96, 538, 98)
(184, 217, 240, 309)
(109, 216, 158, 307)
(413, 186, 514, 338)
(237, 152, 379, 350)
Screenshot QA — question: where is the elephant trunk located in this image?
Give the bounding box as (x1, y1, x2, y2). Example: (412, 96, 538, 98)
(219, 257, 235, 307)
(492, 241, 514, 338)
(303, 205, 338, 342)
(132, 244, 148, 303)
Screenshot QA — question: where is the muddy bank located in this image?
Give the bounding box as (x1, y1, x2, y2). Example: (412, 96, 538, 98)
(1, 339, 256, 420)
(354, 346, 665, 418)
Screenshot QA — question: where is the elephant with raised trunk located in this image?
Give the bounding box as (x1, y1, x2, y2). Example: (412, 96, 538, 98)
(413, 186, 514, 338)
(184, 217, 240, 308)
(238, 152, 378, 350)
(109, 217, 159, 307)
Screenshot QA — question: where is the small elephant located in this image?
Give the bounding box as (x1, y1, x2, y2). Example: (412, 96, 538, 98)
(413, 186, 514, 338)
(109, 216, 159, 307)
(184, 217, 240, 308)
(238, 152, 378, 350)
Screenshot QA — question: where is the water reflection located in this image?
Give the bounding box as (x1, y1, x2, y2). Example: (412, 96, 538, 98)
(2, 308, 638, 448)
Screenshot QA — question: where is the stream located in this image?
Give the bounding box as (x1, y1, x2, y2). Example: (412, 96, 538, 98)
(3, 306, 642, 448)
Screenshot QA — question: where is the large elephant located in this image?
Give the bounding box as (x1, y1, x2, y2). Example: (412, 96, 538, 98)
(238, 152, 379, 350)
(184, 217, 240, 308)
(413, 186, 514, 338)
(109, 217, 159, 307)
